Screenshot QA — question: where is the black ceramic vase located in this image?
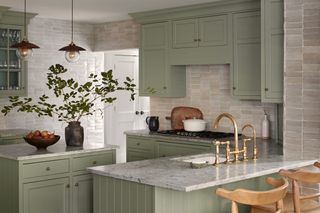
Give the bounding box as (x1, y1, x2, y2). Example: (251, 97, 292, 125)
(65, 121, 84, 146)
(146, 116, 159, 132)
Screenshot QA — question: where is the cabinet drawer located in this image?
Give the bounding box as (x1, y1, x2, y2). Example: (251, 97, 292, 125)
(127, 138, 154, 152)
(23, 159, 70, 179)
(72, 153, 113, 172)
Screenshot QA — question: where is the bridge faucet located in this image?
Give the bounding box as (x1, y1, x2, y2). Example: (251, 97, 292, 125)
(213, 113, 240, 162)
(241, 124, 257, 160)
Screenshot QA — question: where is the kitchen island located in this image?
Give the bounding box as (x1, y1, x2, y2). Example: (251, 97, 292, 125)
(89, 140, 316, 213)
(0, 141, 117, 213)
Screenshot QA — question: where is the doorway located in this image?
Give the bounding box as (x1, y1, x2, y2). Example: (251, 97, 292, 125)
(104, 49, 150, 163)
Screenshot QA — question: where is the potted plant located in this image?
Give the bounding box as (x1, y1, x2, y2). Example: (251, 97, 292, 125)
(1, 64, 136, 146)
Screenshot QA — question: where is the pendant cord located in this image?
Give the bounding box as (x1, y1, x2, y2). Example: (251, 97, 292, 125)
(71, 0, 74, 42)
(24, 0, 27, 37)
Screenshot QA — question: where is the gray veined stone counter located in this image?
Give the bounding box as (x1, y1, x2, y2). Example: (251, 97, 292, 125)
(0, 141, 118, 160)
(88, 154, 315, 192)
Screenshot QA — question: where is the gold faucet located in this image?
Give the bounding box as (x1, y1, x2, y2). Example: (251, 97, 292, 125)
(241, 124, 257, 160)
(213, 113, 241, 162)
(212, 141, 230, 165)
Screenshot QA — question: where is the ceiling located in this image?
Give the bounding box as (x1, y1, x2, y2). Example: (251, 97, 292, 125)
(1, 0, 220, 24)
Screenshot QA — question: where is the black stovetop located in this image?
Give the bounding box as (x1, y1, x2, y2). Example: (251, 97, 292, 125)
(155, 130, 238, 140)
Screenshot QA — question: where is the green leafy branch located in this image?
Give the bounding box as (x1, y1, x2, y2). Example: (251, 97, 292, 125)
(1, 64, 136, 122)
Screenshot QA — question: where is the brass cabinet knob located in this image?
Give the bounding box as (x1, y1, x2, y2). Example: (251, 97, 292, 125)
(233, 87, 236, 90)
(92, 161, 97, 165)
(163, 86, 167, 90)
(46, 167, 50, 171)
(265, 88, 269, 91)
(75, 183, 79, 187)
(66, 184, 70, 188)
(136, 142, 140, 146)
(194, 39, 198, 42)
(162, 154, 166, 157)
(198, 39, 201, 42)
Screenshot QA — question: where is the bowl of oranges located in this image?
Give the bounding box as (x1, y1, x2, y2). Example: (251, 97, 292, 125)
(24, 130, 60, 149)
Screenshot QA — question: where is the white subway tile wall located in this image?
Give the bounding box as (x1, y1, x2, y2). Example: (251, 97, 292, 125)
(150, 65, 277, 138)
(284, 0, 320, 159)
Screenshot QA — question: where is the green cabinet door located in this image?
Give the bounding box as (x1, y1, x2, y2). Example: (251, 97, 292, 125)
(140, 22, 168, 96)
(156, 141, 211, 158)
(72, 174, 93, 213)
(172, 15, 228, 49)
(261, 0, 284, 103)
(198, 15, 228, 47)
(23, 177, 70, 213)
(139, 22, 186, 97)
(127, 136, 155, 162)
(232, 11, 261, 100)
(173, 19, 198, 48)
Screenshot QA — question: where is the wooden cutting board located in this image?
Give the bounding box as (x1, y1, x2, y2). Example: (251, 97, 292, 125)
(170, 106, 203, 130)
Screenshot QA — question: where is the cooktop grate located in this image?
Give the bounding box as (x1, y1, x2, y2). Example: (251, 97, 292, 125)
(155, 130, 238, 139)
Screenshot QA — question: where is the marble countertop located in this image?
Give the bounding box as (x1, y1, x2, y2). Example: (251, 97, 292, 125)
(88, 141, 315, 192)
(0, 140, 118, 160)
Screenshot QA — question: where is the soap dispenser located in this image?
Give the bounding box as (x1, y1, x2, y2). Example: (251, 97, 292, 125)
(262, 110, 270, 139)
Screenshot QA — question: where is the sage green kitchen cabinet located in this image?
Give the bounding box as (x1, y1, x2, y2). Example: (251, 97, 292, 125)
(0, 24, 27, 98)
(0, 8, 36, 98)
(0, 149, 115, 213)
(156, 141, 211, 158)
(232, 11, 261, 100)
(139, 22, 186, 97)
(72, 174, 93, 213)
(127, 136, 155, 161)
(261, 0, 284, 103)
(172, 15, 228, 49)
(126, 135, 213, 162)
(23, 177, 70, 213)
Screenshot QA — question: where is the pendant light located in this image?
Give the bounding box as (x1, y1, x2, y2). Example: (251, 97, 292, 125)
(11, 0, 39, 61)
(59, 0, 85, 63)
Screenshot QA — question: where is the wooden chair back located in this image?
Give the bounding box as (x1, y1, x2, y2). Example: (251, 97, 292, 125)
(279, 166, 320, 213)
(216, 177, 288, 213)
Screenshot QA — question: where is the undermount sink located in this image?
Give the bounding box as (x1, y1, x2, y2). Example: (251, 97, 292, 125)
(171, 154, 225, 168)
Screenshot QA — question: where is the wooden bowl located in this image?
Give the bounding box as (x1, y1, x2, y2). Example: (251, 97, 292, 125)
(23, 135, 60, 149)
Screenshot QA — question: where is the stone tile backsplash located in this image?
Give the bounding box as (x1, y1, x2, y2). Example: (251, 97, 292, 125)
(150, 65, 277, 138)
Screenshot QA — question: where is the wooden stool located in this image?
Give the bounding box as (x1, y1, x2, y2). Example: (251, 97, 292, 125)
(279, 165, 320, 213)
(216, 177, 289, 213)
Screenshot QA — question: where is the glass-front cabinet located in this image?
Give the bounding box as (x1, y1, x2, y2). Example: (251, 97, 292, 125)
(0, 24, 27, 98)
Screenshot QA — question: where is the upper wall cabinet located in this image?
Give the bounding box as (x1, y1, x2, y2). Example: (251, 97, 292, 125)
(139, 22, 186, 97)
(261, 0, 284, 103)
(173, 15, 228, 49)
(0, 7, 36, 98)
(232, 11, 261, 100)
(131, 0, 283, 102)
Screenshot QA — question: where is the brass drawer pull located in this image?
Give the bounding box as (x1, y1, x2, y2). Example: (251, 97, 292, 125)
(92, 161, 97, 165)
(46, 167, 50, 171)
(75, 183, 79, 187)
(136, 142, 140, 146)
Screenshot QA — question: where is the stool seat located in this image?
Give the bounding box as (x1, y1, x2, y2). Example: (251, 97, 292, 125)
(216, 177, 289, 213)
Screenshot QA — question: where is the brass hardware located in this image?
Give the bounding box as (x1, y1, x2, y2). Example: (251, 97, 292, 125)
(163, 86, 167, 89)
(233, 87, 236, 90)
(136, 142, 140, 146)
(242, 138, 252, 161)
(213, 113, 240, 162)
(194, 39, 198, 42)
(93, 161, 97, 165)
(213, 141, 230, 165)
(265, 88, 269, 91)
(75, 183, 79, 187)
(162, 154, 166, 157)
(242, 124, 257, 160)
(66, 184, 70, 188)
(198, 39, 201, 42)
(46, 167, 50, 171)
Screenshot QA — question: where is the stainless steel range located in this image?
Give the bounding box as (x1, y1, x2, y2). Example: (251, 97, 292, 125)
(155, 130, 237, 140)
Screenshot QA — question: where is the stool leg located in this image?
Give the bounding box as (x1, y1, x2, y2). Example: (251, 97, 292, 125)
(231, 201, 238, 213)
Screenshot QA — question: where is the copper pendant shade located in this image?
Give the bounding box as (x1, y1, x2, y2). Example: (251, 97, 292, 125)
(10, 0, 39, 61)
(59, 0, 85, 63)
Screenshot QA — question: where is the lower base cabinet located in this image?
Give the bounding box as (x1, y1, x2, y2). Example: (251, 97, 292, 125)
(0, 149, 115, 213)
(23, 177, 70, 213)
(127, 135, 213, 161)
